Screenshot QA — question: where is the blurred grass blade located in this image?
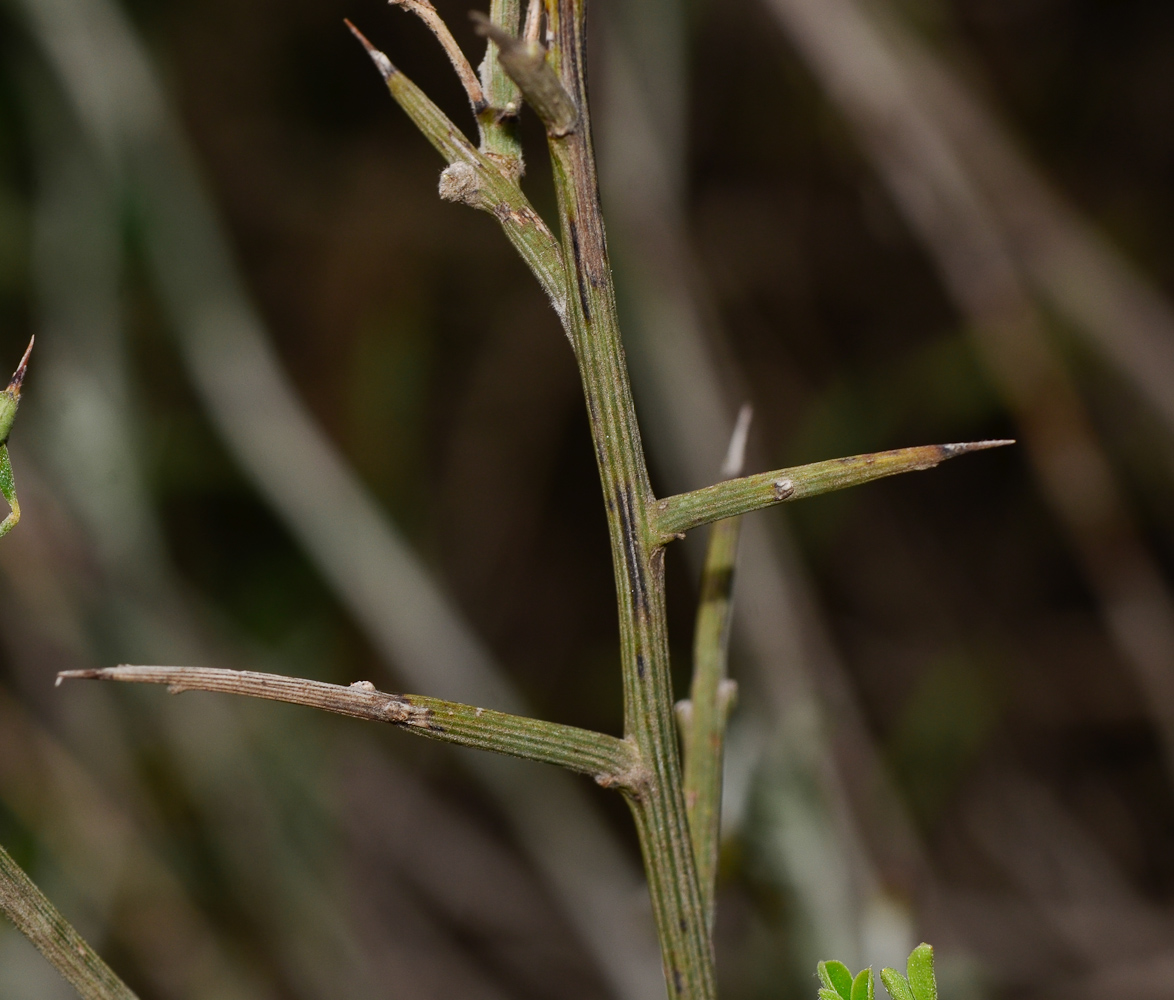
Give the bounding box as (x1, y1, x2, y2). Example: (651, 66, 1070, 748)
(761, 0, 1174, 782)
(0, 842, 139, 1000)
(879, 6, 1174, 451)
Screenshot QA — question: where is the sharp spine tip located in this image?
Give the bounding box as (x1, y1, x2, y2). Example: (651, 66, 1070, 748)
(344, 19, 396, 79)
(941, 439, 1016, 457)
(7, 336, 33, 394)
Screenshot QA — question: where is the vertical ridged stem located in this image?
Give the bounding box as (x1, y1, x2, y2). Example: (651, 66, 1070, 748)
(542, 1, 714, 996)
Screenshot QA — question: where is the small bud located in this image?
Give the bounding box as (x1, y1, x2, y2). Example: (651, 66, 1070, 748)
(771, 477, 795, 500)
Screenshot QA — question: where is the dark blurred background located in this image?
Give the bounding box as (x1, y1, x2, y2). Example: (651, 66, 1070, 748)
(1, 0, 1174, 997)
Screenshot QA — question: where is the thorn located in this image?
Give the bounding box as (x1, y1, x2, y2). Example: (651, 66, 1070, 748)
(344, 19, 397, 80)
(6, 336, 33, 396)
(940, 439, 1016, 458)
(720, 403, 753, 479)
(56, 668, 106, 685)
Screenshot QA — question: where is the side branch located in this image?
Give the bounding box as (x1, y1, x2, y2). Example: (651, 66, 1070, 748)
(0, 842, 139, 1000)
(346, 21, 568, 316)
(653, 439, 1014, 539)
(390, 0, 486, 113)
(58, 666, 645, 790)
(471, 14, 578, 136)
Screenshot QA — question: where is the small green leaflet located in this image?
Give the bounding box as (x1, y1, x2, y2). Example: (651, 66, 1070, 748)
(880, 943, 938, 1000)
(820, 943, 937, 1000)
(816, 961, 873, 1000)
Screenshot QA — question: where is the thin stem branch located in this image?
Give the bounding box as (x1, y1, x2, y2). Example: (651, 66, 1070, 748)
(347, 21, 567, 315)
(57, 666, 644, 789)
(0, 842, 139, 1000)
(653, 439, 1014, 539)
(390, 0, 487, 112)
(676, 405, 752, 932)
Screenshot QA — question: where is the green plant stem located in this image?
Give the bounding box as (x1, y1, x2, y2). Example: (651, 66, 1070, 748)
(476, 0, 524, 168)
(533, 2, 715, 995)
(0, 842, 139, 1000)
(676, 408, 752, 932)
(472, 14, 578, 135)
(654, 439, 1014, 539)
(57, 666, 642, 788)
(0, 445, 19, 537)
(0, 336, 33, 538)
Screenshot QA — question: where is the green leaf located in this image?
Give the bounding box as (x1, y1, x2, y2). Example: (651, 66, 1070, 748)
(851, 967, 874, 1000)
(906, 943, 937, 1000)
(880, 968, 916, 1000)
(818, 960, 854, 1000)
(819, 990, 843, 1000)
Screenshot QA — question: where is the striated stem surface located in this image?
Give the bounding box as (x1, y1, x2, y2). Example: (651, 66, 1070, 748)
(0, 842, 139, 1000)
(58, 666, 642, 787)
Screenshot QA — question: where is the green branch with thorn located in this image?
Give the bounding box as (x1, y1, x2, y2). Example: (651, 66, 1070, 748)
(0, 337, 33, 538)
(25, 0, 1012, 995)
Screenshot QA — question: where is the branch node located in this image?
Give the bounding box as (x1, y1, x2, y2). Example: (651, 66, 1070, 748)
(594, 739, 652, 797)
(470, 11, 578, 136)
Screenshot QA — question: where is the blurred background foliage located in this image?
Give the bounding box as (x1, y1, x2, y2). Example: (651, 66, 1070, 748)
(1, 0, 1174, 997)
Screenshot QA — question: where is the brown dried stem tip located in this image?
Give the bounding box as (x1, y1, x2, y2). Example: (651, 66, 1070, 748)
(7, 336, 33, 396)
(344, 19, 396, 80)
(470, 11, 577, 135)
